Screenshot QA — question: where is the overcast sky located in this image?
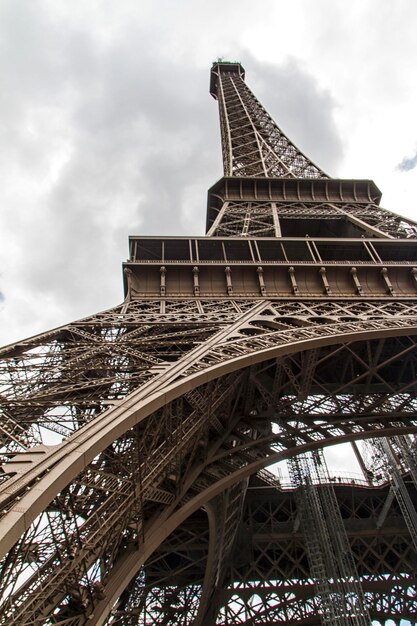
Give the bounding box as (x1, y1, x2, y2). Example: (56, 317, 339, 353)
(1, 0, 417, 347)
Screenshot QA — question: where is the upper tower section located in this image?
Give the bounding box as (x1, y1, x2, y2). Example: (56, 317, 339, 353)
(210, 61, 328, 179)
(124, 62, 417, 300)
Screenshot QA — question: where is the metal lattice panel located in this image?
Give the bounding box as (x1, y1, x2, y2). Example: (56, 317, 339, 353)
(211, 62, 327, 179)
(1, 329, 417, 623)
(208, 199, 417, 239)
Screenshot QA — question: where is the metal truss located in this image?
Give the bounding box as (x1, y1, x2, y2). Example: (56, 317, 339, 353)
(364, 435, 417, 551)
(214, 481, 417, 625)
(1, 309, 417, 623)
(207, 200, 281, 237)
(1, 61, 417, 625)
(210, 62, 327, 179)
(208, 200, 417, 239)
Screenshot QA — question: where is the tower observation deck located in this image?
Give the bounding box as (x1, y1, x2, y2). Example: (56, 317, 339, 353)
(0, 61, 416, 625)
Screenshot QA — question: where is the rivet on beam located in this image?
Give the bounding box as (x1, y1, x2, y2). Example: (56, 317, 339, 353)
(319, 267, 331, 295)
(192, 266, 200, 296)
(381, 267, 395, 295)
(288, 266, 299, 296)
(256, 266, 266, 296)
(224, 266, 233, 295)
(350, 267, 363, 296)
(160, 266, 167, 296)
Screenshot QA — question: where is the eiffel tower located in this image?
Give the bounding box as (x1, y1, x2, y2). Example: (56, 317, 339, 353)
(1, 60, 417, 625)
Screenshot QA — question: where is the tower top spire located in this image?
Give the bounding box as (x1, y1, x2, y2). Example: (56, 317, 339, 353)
(210, 61, 245, 98)
(211, 60, 327, 179)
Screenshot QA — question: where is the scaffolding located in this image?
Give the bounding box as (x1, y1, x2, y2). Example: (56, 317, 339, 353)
(365, 435, 417, 552)
(289, 450, 371, 625)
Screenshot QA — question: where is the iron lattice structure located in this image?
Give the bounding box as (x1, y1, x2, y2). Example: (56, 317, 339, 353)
(1, 61, 417, 625)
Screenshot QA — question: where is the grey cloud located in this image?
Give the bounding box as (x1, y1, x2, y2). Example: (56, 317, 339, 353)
(397, 151, 417, 172)
(0, 1, 344, 344)
(0, 13, 221, 329)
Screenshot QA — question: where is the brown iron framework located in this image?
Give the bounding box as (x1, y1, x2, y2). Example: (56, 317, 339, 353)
(0, 61, 417, 625)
